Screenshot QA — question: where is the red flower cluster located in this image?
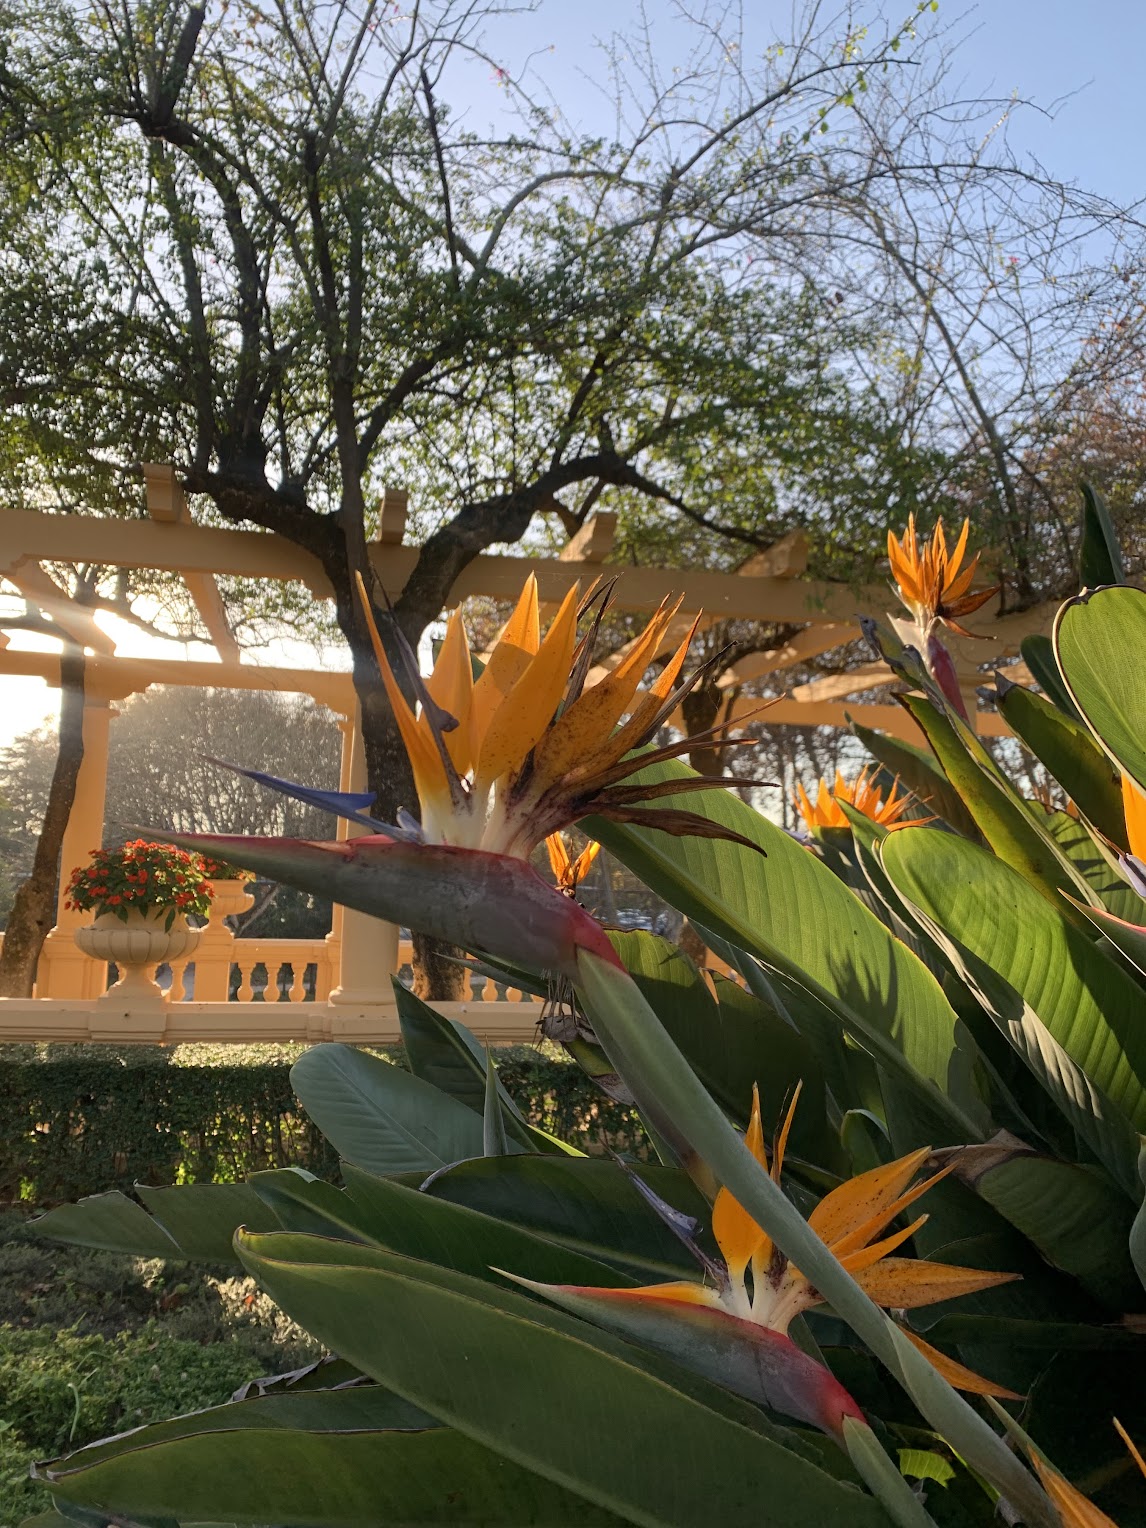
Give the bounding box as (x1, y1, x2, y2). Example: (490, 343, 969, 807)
(65, 840, 214, 928)
(195, 853, 255, 883)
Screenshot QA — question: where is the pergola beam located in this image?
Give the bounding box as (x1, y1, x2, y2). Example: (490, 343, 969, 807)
(0, 506, 1054, 639)
(142, 463, 241, 661)
(3, 560, 116, 653)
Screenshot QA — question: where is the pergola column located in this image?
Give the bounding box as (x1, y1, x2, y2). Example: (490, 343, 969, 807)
(36, 695, 115, 999)
(326, 708, 398, 1007)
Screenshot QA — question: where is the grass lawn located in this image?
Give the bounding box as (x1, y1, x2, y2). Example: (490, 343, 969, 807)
(0, 1207, 320, 1527)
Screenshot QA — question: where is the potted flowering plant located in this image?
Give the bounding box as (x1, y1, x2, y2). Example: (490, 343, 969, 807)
(194, 851, 257, 924)
(66, 841, 212, 1002)
(65, 840, 214, 930)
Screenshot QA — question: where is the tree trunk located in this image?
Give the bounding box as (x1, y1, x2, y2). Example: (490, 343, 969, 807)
(0, 647, 87, 997)
(681, 679, 729, 777)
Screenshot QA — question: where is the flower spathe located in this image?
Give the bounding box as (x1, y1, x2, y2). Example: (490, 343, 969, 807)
(515, 1087, 1020, 1432)
(794, 765, 913, 831)
(356, 571, 762, 860)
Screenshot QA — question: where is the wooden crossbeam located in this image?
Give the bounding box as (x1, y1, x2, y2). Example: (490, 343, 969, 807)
(142, 463, 240, 661)
(374, 487, 409, 546)
(724, 693, 1010, 741)
(2, 561, 116, 653)
(0, 505, 1056, 642)
(0, 644, 353, 709)
(717, 622, 858, 688)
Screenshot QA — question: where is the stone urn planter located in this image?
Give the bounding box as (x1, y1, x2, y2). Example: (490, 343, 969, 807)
(203, 875, 256, 921)
(74, 907, 202, 1004)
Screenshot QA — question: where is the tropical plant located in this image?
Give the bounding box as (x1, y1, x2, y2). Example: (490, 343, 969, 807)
(24, 549, 1146, 1527)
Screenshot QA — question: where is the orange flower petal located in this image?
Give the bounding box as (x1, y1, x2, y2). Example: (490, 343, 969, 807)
(424, 608, 475, 773)
(1029, 1451, 1120, 1528)
(839, 1213, 928, 1273)
(1114, 1418, 1146, 1480)
(898, 1326, 1022, 1400)
(712, 1085, 769, 1278)
(354, 573, 449, 816)
(853, 1256, 1019, 1310)
(808, 1147, 931, 1247)
(476, 583, 579, 786)
(470, 576, 540, 752)
(1122, 775, 1146, 862)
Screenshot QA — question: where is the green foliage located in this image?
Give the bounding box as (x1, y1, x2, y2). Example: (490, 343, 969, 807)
(0, 1053, 646, 1206)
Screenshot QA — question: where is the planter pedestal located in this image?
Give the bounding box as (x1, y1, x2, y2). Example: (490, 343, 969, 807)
(74, 908, 202, 1012)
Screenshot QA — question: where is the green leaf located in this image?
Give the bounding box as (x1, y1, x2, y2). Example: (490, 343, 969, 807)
(1020, 634, 1083, 720)
(842, 1420, 940, 1527)
(395, 981, 581, 1157)
(32, 1191, 181, 1258)
(1133, 1146, 1146, 1295)
(896, 1449, 955, 1488)
(849, 717, 980, 839)
(572, 951, 1057, 1528)
(290, 1042, 509, 1175)
(38, 1385, 629, 1526)
(1079, 480, 1125, 588)
(609, 930, 835, 1168)
(33, 1183, 283, 1262)
(880, 828, 1146, 1196)
(585, 760, 989, 1144)
(483, 1050, 512, 1155)
(1065, 897, 1146, 980)
(898, 694, 1098, 928)
(970, 1155, 1139, 1308)
(247, 1162, 633, 1289)
(1043, 812, 1146, 924)
(1055, 585, 1146, 792)
(993, 681, 1126, 847)
(423, 1155, 710, 1282)
(238, 1232, 893, 1528)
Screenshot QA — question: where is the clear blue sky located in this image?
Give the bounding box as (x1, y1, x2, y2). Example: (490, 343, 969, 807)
(444, 1, 1144, 207)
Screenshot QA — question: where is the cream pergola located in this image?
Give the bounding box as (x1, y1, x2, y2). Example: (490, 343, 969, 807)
(0, 473, 1043, 1037)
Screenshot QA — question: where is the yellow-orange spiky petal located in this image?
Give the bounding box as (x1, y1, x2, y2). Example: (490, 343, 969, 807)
(711, 1085, 770, 1280)
(1114, 1419, 1146, 1480)
(1122, 775, 1146, 862)
(839, 1214, 928, 1274)
(888, 515, 999, 630)
(808, 1147, 932, 1247)
(853, 1257, 1020, 1310)
(475, 584, 580, 787)
(355, 573, 450, 816)
(1028, 1451, 1120, 1528)
(425, 608, 476, 773)
(898, 1327, 1023, 1400)
(529, 597, 683, 792)
(545, 832, 572, 883)
(608, 614, 702, 762)
(470, 576, 541, 750)
(830, 1165, 953, 1262)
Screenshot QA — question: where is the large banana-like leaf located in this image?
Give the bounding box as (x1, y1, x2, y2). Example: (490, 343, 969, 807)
(849, 717, 980, 839)
(1044, 812, 1146, 926)
(994, 681, 1126, 848)
(572, 951, 1057, 1528)
(608, 930, 837, 1167)
(880, 828, 1146, 1198)
(1132, 1148, 1146, 1295)
(897, 695, 1098, 927)
(394, 983, 578, 1156)
(238, 1232, 893, 1528)
(584, 761, 989, 1144)
(36, 1384, 630, 1526)
(290, 1042, 514, 1175)
(959, 1154, 1140, 1308)
(34, 1182, 283, 1262)
(1079, 481, 1125, 587)
(1020, 634, 1083, 720)
(1055, 585, 1146, 792)
(422, 1155, 713, 1282)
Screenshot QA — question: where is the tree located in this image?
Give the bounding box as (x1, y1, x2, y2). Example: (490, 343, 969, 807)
(3, 0, 1138, 990)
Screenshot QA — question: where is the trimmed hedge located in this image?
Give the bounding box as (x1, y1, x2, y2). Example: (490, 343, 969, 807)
(0, 1051, 648, 1205)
